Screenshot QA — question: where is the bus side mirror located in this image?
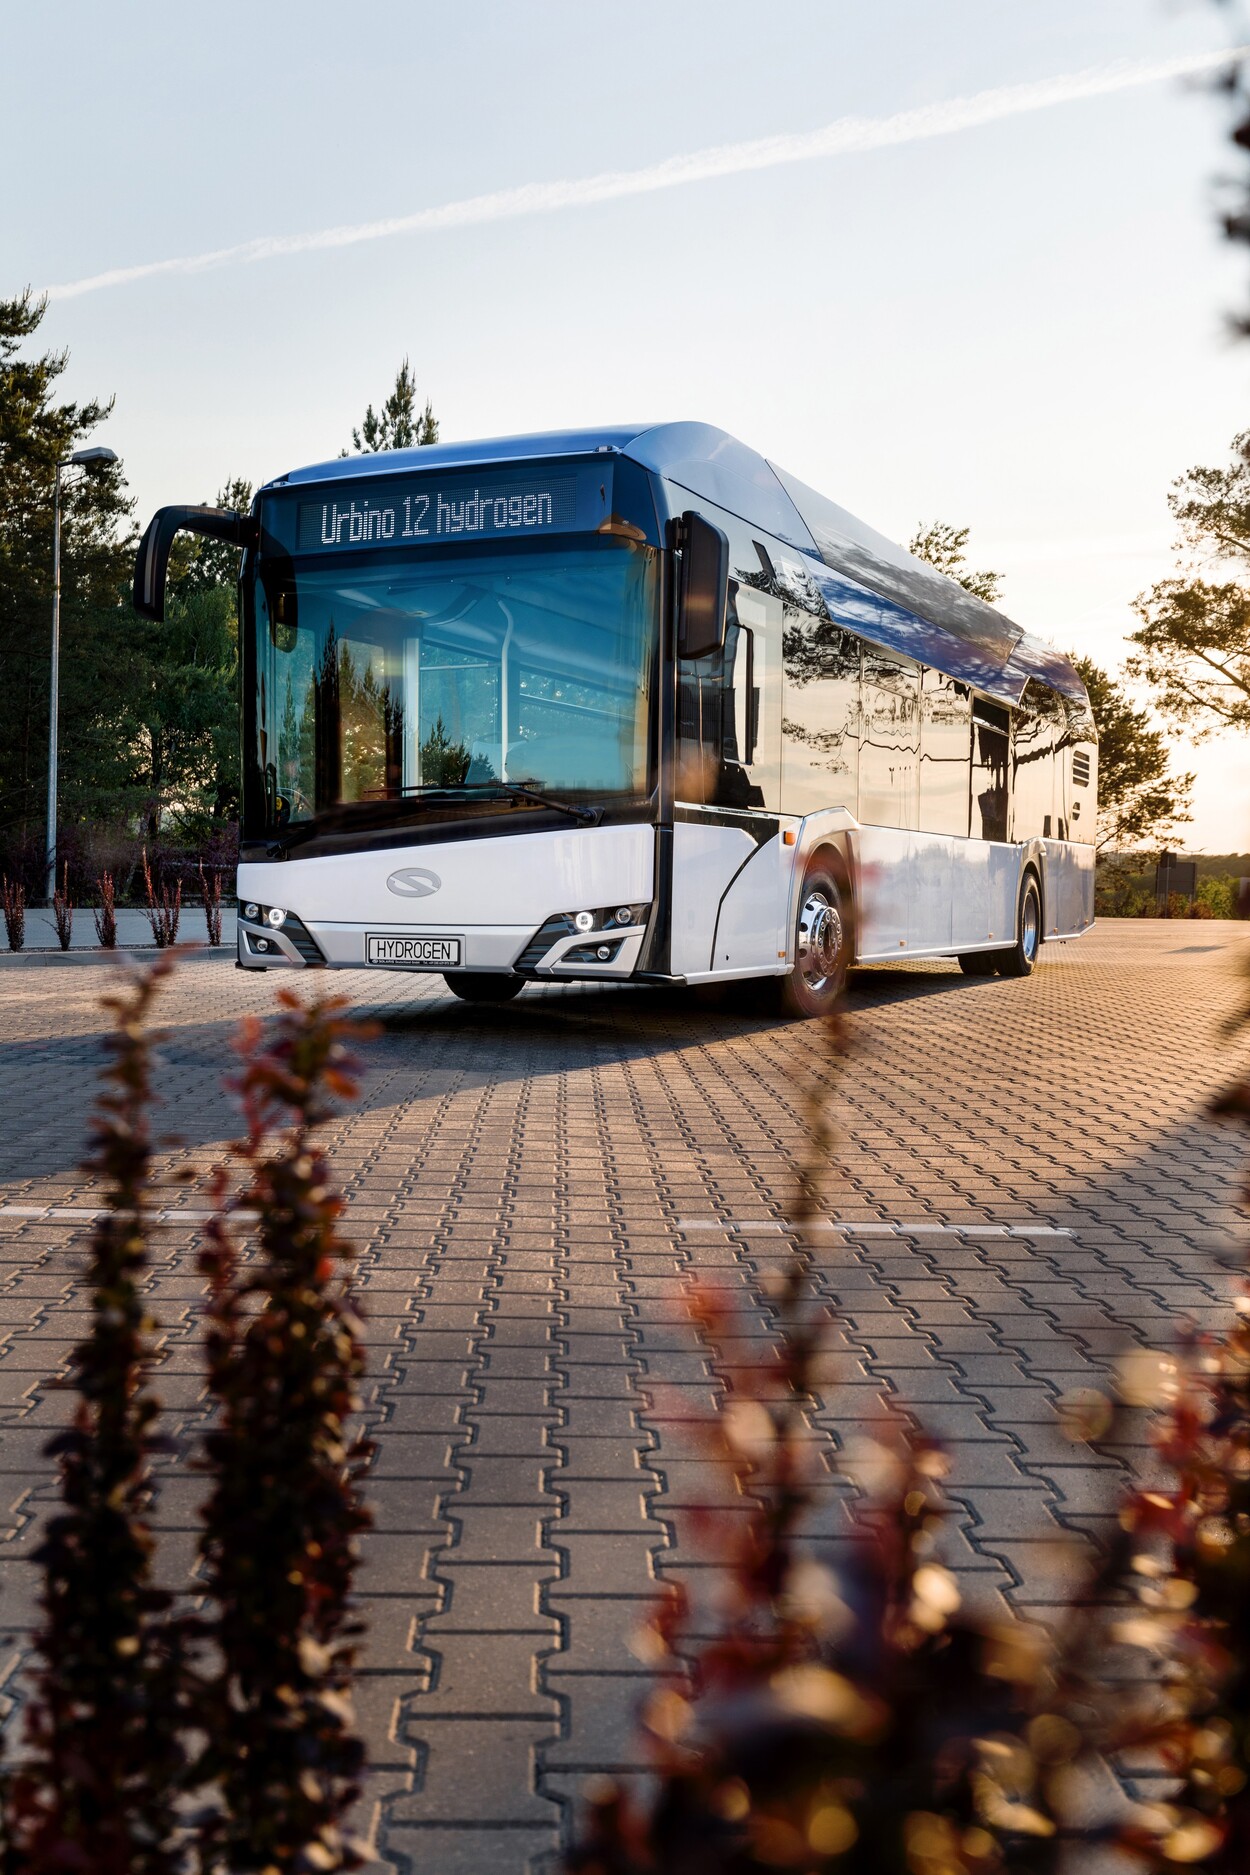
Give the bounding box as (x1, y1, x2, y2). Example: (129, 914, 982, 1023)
(132, 505, 258, 621)
(676, 511, 729, 659)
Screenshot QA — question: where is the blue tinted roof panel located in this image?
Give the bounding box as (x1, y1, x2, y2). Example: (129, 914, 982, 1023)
(270, 426, 655, 488)
(265, 421, 1087, 709)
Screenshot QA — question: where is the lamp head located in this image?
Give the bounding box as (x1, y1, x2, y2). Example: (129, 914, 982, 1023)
(69, 446, 118, 470)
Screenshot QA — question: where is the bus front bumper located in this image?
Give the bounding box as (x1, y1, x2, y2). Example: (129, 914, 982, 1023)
(236, 912, 649, 980)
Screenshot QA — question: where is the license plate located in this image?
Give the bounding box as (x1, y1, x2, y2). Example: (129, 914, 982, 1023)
(366, 934, 462, 968)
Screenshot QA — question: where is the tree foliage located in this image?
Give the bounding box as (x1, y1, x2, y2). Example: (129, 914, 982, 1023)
(0, 289, 134, 853)
(907, 521, 1003, 605)
(1071, 654, 1193, 852)
(1128, 429, 1250, 737)
(346, 357, 438, 455)
(0, 292, 245, 872)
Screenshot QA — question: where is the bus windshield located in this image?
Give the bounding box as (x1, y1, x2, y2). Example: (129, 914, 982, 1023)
(247, 534, 658, 836)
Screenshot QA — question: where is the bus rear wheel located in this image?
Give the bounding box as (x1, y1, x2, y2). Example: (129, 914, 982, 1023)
(780, 868, 848, 1018)
(996, 873, 1042, 978)
(445, 972, 524, 1003)
(957, 953, 997, 976)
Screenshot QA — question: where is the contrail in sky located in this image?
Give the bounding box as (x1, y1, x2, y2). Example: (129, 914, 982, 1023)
(45, 45, 1245, 301)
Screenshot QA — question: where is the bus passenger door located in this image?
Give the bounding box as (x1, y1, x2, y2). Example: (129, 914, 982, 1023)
(671, 586, 782, 976)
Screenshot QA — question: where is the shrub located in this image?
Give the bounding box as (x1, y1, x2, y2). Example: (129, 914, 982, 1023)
(141, 847, 180, 948)
(1196, 876, 1237, 919)
(199, 864, 223, 946)
(2, 875, 25, 952)
(93, 871, 118, 949)
(2, 955, 188, 1874)
(51, 864, 74, 951)
(193, 991, 376, 1874)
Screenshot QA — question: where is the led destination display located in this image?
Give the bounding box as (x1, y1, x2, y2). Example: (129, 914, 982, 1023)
(291, 465, 593, 554)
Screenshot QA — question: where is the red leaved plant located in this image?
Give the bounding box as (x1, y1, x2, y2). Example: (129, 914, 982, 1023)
(141, 849, 180, 949)
(566, 984, 1250, 1874)
(51, 865, 73, 952)
(2, 954, 189, 1875)
(93, 871, 118, 949)
(192, 991, 377, 1874)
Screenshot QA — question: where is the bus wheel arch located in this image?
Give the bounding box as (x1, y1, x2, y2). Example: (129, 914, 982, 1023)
(803, 839, 855, 945)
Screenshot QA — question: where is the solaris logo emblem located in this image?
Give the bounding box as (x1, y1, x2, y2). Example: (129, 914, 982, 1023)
(386, 868, 442, 898)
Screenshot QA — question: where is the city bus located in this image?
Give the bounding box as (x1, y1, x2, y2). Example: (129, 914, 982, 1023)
(133, 423, 1097, 1018)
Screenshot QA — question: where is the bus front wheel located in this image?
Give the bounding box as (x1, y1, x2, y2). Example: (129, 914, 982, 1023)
(996, 874, 1042, 979)
(445, 972, 524, 1004)
(780, 868, 848, 1018)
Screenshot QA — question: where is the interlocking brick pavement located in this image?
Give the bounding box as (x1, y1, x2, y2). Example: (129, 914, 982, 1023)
(0, 920, 1245, 1871)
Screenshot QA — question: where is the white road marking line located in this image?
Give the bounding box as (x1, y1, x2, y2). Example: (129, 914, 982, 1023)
(0, 1203, 1072, 1242)
(675, 1219, 1073, 1239)
(0, 1206, 257, 1223)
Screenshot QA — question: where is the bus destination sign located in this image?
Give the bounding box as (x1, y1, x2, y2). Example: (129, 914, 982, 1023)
(293, 467, 589, 554)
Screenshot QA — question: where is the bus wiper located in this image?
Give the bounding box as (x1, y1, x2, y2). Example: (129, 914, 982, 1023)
(394, 781, 599, 824)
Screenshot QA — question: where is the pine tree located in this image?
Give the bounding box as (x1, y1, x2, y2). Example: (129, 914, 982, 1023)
(0, 294, 247, 874)
(1071, 654, 1193, 852)
(908, 520, 1004, 605)
(345, 358, 438, 455)
(0, 290, 133, 874)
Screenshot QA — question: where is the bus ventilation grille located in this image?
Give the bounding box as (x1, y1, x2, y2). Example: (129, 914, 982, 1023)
(1072, 751, 1091, 787)
(283, 913, 326, 966)
(515, 914, 576, 974)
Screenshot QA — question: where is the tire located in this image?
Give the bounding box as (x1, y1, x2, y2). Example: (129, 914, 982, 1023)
(957, 952, 998, 977)
(995, 872, 1042, 979)
(779, 866, 849, 1019)
(444, 972, 524, 1003)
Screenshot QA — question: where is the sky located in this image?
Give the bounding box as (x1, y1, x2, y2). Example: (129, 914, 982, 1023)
(4, 0, 1248, 851)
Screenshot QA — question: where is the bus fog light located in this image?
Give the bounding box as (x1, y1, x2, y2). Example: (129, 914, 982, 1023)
(574, 911, 594, 933)
(244, 902, 259, 921)
(256, 937, 270, 952)
(266, 907, 287, 927)
(596, 945, 611, 960)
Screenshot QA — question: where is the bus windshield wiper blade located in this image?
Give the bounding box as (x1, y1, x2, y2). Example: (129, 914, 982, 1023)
(467, 781, 598, 824)
(393, 781, 599, 824)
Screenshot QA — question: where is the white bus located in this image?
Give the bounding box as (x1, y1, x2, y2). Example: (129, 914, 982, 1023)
(134, 423, 1097, 1017)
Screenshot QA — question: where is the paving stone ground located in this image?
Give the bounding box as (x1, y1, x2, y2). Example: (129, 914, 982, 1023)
(0, 920, 1246, 1872)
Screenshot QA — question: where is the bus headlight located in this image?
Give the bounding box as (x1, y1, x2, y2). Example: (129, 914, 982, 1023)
(574, 911, 595, 933)
(266, 907, 287, 928)
(244, 902, 260, 921)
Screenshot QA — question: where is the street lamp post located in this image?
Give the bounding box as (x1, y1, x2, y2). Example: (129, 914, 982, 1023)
(46, 445, 118, 904)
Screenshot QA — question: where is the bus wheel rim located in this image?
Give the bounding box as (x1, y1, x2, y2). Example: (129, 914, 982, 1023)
(1022, 891, 1039, 961)
(798, 890, 842, 992)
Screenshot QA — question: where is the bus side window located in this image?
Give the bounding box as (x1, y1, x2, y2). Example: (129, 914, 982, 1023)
(780, 611, 860, 818)
(859, 649, 919, 830)
(1011, 680, 1062, 841)
(971, 698, 1010, 842)
(919, 668, 971, 837)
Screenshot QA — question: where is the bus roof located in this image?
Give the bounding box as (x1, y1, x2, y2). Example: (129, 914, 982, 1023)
(266, 422, 1084, 707)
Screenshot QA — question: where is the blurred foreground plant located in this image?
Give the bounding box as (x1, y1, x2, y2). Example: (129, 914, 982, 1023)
(567, 973, 1250, 1874)
(2, 954, 188, 1875)
(193, 991, 377, 1874)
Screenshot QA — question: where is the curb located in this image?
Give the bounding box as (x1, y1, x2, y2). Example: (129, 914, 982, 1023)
(0, 946, 236, 968)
